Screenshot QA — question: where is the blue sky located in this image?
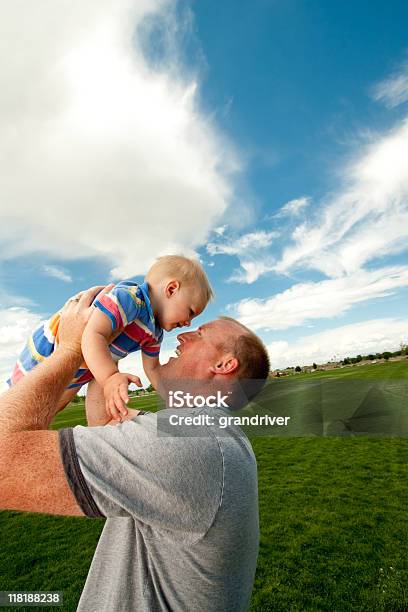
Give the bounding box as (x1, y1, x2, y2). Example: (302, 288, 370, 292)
(1, 0, 408, 385)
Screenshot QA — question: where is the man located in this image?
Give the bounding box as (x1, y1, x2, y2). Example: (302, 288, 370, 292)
(0, 287, 270, 611)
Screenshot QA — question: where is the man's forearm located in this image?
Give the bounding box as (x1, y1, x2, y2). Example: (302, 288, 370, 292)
(0, 348, 82, 435)
(85, 379, 111, 427)
(142, 355, 160, 390)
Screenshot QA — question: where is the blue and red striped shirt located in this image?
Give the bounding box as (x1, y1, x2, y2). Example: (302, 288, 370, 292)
(8, 281, 162, 389)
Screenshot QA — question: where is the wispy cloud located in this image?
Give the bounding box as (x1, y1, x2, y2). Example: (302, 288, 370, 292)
(220, 60, 408, 285)
(0, 288, 35, 309)
(232, 266, 408, 331)
(267, 318, 408, 369)
(205, 103, 408, 284)
(207, 230, 277, 256)
(42, 265, 72, 283)
(275, 196, 310, 218)
(207, 230, 278, 283)
(0, 0, 241, 279)
(275, 117, 408, 277)
(213, 225, 227, 236)
(373, 57, 408, 108)
(229, 259, 276, 284)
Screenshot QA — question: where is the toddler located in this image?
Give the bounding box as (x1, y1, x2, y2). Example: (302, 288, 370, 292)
(8, 255, 213, 422)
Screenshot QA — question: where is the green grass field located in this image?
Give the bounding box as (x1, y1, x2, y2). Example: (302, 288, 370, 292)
(1, 361, 407, 611)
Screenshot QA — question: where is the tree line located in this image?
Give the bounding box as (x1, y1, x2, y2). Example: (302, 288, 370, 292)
(341, 344, 408, 366)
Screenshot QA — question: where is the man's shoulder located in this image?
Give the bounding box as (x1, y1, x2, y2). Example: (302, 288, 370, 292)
(138, 409, 223, 457)
(72, 410, 222, 468)
(68, 412, 225, 530)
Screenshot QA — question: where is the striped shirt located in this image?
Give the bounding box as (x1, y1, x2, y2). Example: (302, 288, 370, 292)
(7, 281, 162, 389)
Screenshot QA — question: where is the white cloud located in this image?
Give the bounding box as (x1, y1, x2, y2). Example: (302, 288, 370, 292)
(207, 230, 278, 283)
(0, 0, 240, 279)
(373, 58, 408, 108)
(0, 289, 35, 309)
(275, 117, 408, 277)
(213, 225, 227, 236)
(0, 307, 44, 388)
(267, 318, 408, 369)
(42, 265, 72, 283)
(232, 266, 408, 331)
(209, 70, 408, 285)
(229, 259, 276, 284)
(275, 196, 310, 217)
(207, 230, 277, 256)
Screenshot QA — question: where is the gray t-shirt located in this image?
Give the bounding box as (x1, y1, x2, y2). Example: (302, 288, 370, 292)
(58, 407, 259, 612)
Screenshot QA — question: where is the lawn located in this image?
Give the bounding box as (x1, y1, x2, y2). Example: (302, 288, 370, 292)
(0, 361, 407, 611)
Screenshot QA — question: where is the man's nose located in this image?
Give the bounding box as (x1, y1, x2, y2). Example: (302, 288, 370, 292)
(177, 329, 194, 342)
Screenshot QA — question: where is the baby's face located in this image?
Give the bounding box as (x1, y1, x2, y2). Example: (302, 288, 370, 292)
(159, 284, 204, 332)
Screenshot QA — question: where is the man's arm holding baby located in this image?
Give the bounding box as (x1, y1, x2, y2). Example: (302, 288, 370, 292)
(81, 309, 142, 420)
(142, 353, 160, 390)
(85, 380, 144, 426)
(0, 287, 108, 516)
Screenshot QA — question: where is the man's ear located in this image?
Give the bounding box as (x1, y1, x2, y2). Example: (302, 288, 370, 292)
(165, 280, 180, 298)
(210, 354, 239, 375)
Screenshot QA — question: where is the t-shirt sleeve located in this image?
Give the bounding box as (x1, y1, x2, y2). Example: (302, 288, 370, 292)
(141, 328, 163, 357)
(58, 413, 222, 539)
(93, 281, 144, 331)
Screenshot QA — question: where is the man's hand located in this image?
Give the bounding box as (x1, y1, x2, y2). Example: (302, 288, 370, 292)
(103, 372, 143, 420)
(106, 408, 146, 426)
(58, 285, 114, 355)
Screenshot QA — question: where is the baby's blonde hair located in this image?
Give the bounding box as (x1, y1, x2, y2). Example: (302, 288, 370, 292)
(146, 255, 214, 305)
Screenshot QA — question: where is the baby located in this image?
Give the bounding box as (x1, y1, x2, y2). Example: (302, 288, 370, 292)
(7, 255, 213, 422)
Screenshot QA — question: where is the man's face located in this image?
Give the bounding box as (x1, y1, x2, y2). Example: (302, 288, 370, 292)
(160, 319, 239, 381)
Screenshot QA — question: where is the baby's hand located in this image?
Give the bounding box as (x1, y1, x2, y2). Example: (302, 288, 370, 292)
(103, 372, 143, 421)
(106, 408, 146, 426)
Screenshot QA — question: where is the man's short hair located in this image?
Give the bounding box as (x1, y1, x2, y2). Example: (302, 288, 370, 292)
(146, 255, 214, 305)
(219, 316, 270, 409)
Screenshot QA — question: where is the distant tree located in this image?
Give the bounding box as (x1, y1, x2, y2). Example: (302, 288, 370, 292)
(295, 365, 301, 373)
(367, 354, 376, 361)
(382, 351, 392, 361)
(400, 343, 408, 355)
(312, 362, 317, 370)
(342, 357, 350, 365)
(146, 384, 154, 393)
(356, 355, 363, 363)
